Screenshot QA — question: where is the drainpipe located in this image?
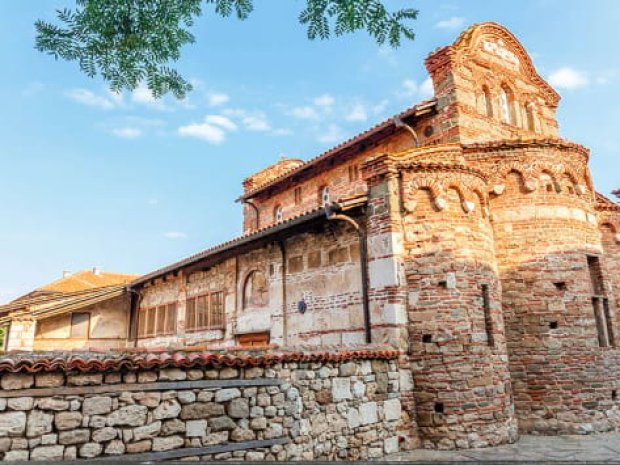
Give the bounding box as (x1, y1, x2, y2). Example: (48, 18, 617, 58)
(393, 116, 420, 148)
(325, 204, 372, 344)
(126, 287, 142, 348)
(243, 200, 260, 231)
(278, 241, 288, 347)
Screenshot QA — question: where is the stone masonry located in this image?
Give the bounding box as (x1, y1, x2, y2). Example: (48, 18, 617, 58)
(0, 351, 402, 461)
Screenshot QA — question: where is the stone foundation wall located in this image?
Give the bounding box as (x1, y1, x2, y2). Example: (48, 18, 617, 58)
(0, 350, 402, 461)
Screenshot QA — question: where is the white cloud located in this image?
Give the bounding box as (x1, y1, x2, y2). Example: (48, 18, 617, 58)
(372, 99, 389, 115)
(207, 92, 230, 106)
(272, 128, 293, 136)
(163, 231, 187, 239)
(290, 105, 320, 120)
(178, 121, 227, 144)
(435, 16, 465, 29)
(346, 104, 368, 122)
(398, 78, 434, 100)
(111, 127, 142, 139)
(400, 79, 419, 98)
(313, 94, 335, 108)
(205, 115, 238, 131)
(131, 83, 168, 110)
(224, 108, 273, 132)
(548, 67, 589, 90)
(65, 88, 116, 109)
(420, 78, 434, 98)
(318, 124, 346, 144)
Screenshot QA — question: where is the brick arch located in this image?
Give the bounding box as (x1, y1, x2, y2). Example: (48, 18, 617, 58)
(600, 221, 619, 235)
(406, 178, 445, 202)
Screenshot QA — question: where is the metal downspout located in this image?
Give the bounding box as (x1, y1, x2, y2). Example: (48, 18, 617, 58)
(325, 205, 372, 344)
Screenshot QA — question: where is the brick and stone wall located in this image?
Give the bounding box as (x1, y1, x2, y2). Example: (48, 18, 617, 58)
(473, 143, 620, 434)
(397, 159, 517, 448)
(0, 350, 402, 461)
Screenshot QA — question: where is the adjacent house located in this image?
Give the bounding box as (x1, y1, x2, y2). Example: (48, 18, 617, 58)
(0, 269, 135, 351)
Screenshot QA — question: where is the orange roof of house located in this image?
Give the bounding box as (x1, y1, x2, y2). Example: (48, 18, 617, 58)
(37, 270, 137, 294)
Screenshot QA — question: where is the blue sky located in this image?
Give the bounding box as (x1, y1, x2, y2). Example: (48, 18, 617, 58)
(1, 1, 619, 302)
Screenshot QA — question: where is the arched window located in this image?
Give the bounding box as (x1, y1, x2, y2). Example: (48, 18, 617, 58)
(319, 185, 330, 207)
(499, 85, 514, 125)
(243, 270, 268, 309)
(482, 86, 493, 118)
(526, 103, 536, 131)
(274, 205, 283, 223)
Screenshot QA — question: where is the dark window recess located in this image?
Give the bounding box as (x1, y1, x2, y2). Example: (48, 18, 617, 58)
(587, 255, 614, 347)
(553, 282, 566, 291)
(348, 164, 360, 182)
(549, 321, 558, 329)
(438, 280, 447, 288)
(612, 390, 618, 401)
(422, 334, 433, 343)
(604, 298, 615, 346)
(587, 255, 604, 295)
(434, 402, 444, 414)
(481, 284, 495, 347)
(70, 312, 90, 338)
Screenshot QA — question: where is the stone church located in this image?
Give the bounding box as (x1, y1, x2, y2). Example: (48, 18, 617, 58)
(4, 22, 620, 449)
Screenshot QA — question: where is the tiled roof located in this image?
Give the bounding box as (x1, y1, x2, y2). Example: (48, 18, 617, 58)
(238, 99, 437, 201)
(0, 349, 400, 373)
(37, 270, 137, 294)
(0, 285, 126, 324)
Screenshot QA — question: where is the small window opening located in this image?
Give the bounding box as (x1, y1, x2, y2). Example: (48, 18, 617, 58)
(549, 321, 558, 329)
(587, 255, 604, 295)
(499, 85, 515, 124)
(294, 187, 302, 205)
(612, 390, 617, 401)
(70, 312, 90, 338)
(422, 334, 433, 343)
(274, 205, 283, 223)
(553, 282, 567, 291)
(526, 103, 536, 131)
(546, 184, 554, 193)
(319, 186, 330, 207)
(482, 86, 493, 118)
(438, 280, 447, 288)
(481, 284, 495, 347)
(348, 164, 360, 182)
(434, 402, 444, 414)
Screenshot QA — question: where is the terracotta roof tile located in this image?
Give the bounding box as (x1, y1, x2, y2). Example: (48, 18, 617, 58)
(0, 349, 400, 373)
(38, 270, 137, 294)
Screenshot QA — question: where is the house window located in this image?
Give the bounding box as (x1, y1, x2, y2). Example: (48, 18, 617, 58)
(319, 186, 330, 207)
(481, 284, 495, 347)
(243, 270, 269, 308)
(348, 164, 360, 182)
(499, 85, 514, 124)
(294, 187, 302, 205)
(482, 86, 493, 118)
(70, 312, 90, 338)
(186, 291, 225, 331)
(138, 303, 177, 338)
(274, 205, 283, 223)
